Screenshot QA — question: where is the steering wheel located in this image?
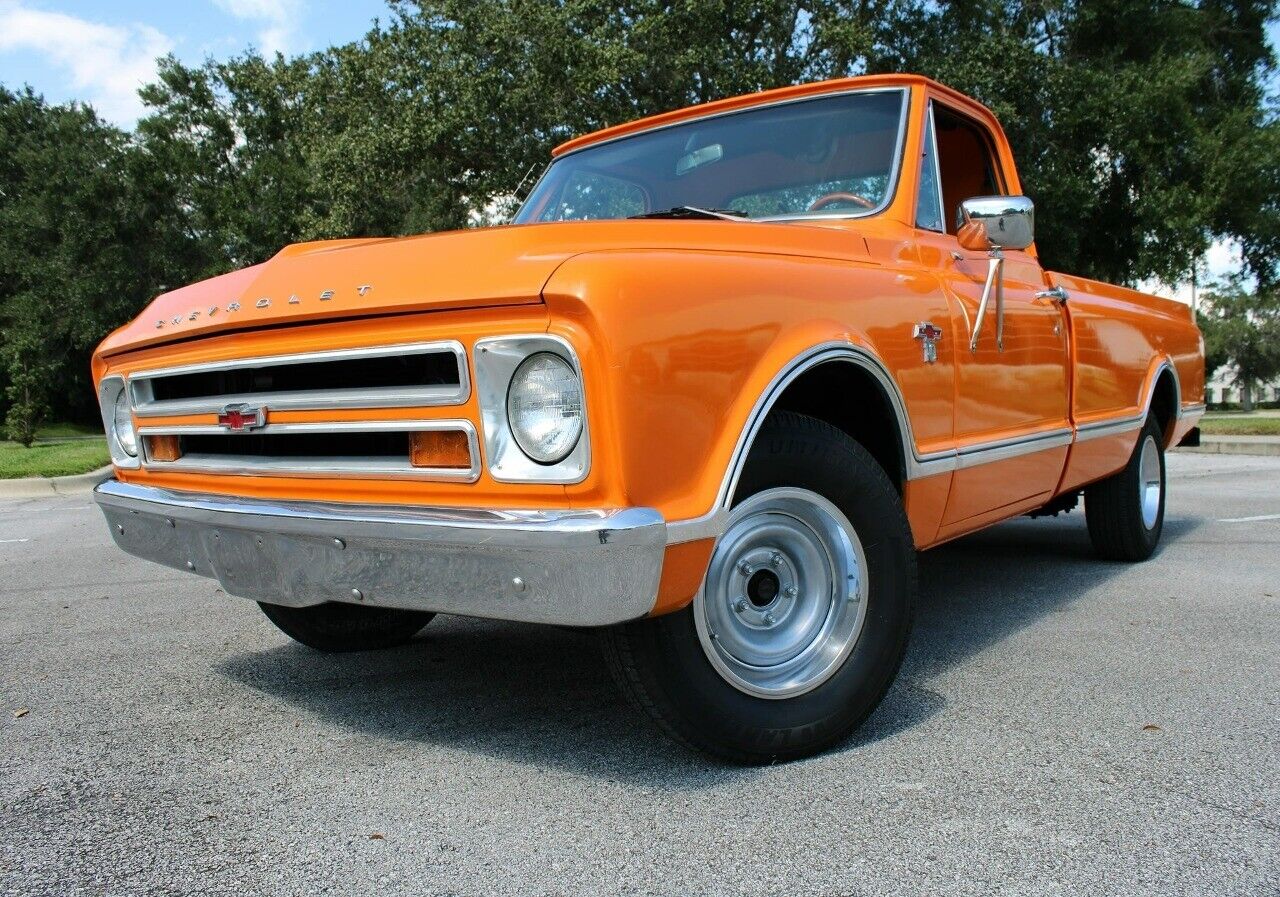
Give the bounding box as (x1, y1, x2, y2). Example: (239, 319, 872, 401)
(808, 191, 876, 211)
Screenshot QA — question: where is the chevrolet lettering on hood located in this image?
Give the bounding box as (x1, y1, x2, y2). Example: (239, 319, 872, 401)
(154, 285, 373, 330)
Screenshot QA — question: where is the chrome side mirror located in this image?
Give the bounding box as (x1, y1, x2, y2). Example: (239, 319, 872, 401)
(957, 195, 1035, 252)
(957, 196, 1034, 353)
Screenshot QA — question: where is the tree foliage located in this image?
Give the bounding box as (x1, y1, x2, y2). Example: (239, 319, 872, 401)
(0, 87, 197, 441)
(1, 0, 1278, 430)
(1198, 279, 1280, 409)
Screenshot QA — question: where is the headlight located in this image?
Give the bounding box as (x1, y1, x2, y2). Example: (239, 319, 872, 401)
(97, 377, 140, 468)
(112, 389, 138, 457)
(505, 352, 584, 464)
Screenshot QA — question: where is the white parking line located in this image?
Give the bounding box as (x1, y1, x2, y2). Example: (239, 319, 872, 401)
(0, 538, 31, 543)
(1217, 513, 1280, 523)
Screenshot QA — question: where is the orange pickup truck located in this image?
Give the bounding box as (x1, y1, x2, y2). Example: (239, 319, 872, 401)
(93, 74, 1205, 762)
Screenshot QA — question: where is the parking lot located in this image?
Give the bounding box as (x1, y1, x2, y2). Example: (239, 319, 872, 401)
(1, 453, 1277, 896)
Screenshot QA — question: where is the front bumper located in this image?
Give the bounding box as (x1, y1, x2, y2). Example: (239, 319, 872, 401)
(94, 480, 667, 626)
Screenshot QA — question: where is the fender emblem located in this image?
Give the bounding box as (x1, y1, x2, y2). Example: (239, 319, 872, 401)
(913, 322, 944, 364)
(217, 404, 267, 432)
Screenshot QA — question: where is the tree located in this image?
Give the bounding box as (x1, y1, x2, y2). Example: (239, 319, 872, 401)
(132, 0, 1280, 291)
(1198, 279, 1280, 410)
(4, 1, 1278, 432)
(0, 88, 189, 440)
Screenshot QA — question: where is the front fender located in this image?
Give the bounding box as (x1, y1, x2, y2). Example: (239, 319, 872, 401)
(541, 248, 940, 526)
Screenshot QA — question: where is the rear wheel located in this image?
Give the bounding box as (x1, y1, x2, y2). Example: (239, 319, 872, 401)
(1085, 416, 1166, 561)
(258, 601, 434, 653)
(602, 411, 916, 763)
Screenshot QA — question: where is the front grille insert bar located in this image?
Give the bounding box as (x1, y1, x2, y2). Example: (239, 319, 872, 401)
(137, 420, 481, 482)
(129, 341, 469, 417)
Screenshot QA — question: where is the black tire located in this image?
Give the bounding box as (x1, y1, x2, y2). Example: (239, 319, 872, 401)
(258, 601, 434, 653)
(601, 411, 916, 763)
(1085, 415, 1166, 561)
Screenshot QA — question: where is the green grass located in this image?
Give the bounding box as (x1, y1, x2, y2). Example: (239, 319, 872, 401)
(1199, 416, 1280, 436)
(0, 438, 110, 479)
(34, 421, 100, 439)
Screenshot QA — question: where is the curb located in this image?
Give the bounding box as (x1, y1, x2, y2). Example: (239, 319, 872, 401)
(1176, 436, 1280, 457)
(0, 465, 113, 499)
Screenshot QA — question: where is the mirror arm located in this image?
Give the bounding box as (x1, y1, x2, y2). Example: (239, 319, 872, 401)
(969, 247, 1005, 353)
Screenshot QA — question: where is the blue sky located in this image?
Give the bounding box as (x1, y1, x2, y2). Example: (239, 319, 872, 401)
(2, 1, 1276, 128)
(0, 0, 392, 123)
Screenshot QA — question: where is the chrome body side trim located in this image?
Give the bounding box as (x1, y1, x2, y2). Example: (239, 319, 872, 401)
(1074, 414, 1143, 442)
(668, 341, 925, 545)
(138, 419, 482, 482)
(715, 342, 923, 508)
(129, 341, 470, 417)
(952, 427, 1074, 468)
(664, 349, 1193, 545)
(94, 480, 666, 627)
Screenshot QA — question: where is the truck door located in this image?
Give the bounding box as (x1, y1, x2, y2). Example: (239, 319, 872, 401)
(914, 100, 1072, 528)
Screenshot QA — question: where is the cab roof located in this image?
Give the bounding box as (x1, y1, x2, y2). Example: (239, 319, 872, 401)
(552, 74, 992, 158)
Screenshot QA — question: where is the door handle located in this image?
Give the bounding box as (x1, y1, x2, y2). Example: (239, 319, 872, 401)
(1035, 285, 1069, 305)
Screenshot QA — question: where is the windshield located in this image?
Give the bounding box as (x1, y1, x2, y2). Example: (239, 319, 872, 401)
(514, 89, 907, 224)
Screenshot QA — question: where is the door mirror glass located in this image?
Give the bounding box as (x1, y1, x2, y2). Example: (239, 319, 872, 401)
(957, 195, 1034, 251)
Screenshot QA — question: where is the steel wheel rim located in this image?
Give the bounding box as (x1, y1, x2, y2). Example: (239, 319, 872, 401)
(1139, 434, 1162, 529)
(693, 487, 869, 699)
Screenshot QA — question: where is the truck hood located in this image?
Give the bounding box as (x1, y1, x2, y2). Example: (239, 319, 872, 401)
(98, 219, 872, 357)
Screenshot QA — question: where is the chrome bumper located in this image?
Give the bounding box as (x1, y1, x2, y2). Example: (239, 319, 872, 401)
(94, 480, 667, 626)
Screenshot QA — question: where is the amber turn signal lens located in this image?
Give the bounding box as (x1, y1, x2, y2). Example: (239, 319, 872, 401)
(146, 435, 182, 462)
(409, 430, 472, 469)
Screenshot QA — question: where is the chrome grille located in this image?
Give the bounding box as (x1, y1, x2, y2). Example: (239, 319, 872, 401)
(126, 341, 477, 482)
(137, 420, 480, 481)
(129, 341, 468, 417)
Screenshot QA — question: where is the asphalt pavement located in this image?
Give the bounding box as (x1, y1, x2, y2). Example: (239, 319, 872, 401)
(1, 453, 1277, 896)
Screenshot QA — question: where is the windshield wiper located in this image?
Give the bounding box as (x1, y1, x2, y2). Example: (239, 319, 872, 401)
(629, 206, 749, 221)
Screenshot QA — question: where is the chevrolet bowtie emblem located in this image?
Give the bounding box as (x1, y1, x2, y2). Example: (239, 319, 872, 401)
(912, 322, 944, 364)
(217, 404, 267, 432)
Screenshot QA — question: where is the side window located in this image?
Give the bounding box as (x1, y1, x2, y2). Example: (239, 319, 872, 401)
(933, 106, 1004, 234)
(915, 105, 944, 232)
(538, 170, 646, 221)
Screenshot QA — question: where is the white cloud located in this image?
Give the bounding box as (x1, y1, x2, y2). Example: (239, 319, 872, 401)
(212, 0, 301, 56)
(1142, 238, 1245, 307)
(0, 2, 172, 124)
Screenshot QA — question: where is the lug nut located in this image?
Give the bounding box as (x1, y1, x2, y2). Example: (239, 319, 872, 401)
(785, 586, 799, 599)
(733, 598, 747, 613)
(737, 560, 752, 576)
(763, 612, 776, 626)
(769, 552, 783, 568)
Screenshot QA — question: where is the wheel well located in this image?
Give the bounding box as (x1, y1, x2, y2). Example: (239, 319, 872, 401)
(1150, 367, 1178, 444)
(767, 360, 905, 492)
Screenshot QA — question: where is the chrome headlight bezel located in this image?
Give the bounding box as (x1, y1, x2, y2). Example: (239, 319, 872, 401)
(98, 376, 141, 469)
(474, 335, 590, 483)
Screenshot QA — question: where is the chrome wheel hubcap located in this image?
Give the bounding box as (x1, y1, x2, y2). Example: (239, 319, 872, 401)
(694, 487, 868, 699)
(1139, 435, 1162, 529)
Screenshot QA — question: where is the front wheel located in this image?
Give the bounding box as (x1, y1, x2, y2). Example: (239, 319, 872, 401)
(258, 601, 434, 653)
(1085, 416, 1166, 561)
(602, 411, 916, 763)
